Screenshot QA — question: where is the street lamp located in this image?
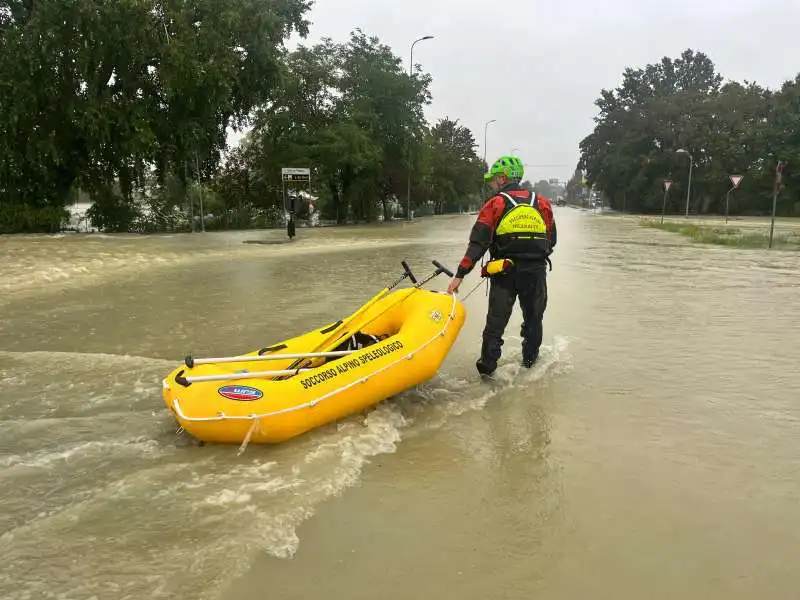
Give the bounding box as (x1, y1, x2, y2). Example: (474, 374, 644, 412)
(676, 148, 693, 218)
(406, 35, 434, 221)
(483, 119, 496, 164)
(410, 35, 434, 68)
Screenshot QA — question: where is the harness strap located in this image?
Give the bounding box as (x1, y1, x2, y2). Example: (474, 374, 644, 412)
(499, 192, 517, 207)
(500, 191, 537, 208)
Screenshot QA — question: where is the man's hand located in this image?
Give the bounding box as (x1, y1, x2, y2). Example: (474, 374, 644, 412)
(446, 277, 463, 294)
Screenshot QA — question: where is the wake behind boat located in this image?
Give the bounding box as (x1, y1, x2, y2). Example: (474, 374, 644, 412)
(161, 260, 466, 445)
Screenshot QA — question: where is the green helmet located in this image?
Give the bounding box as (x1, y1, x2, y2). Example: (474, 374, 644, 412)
(484, 155, 524, 182)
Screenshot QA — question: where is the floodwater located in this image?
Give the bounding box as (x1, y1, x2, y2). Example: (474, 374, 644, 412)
(1, 209, 798, 600)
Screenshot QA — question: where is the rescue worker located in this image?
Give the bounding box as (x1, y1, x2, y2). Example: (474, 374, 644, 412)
(446, 155, 557, 376)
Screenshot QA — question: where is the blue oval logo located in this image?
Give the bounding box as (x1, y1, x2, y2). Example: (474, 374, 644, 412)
(217, 385, 264, 401)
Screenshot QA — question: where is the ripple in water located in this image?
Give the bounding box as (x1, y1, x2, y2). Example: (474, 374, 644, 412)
(0, 337, 571, 599)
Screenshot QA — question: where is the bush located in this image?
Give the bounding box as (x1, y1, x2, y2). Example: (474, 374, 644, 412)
(85, 187, 141, 232)
(0, 203, 69, 234)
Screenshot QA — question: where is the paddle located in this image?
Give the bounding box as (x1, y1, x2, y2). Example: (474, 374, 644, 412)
(310, 259, 454, 352)
(270, 260, 419, 380)
(175, 367, 313, 386)
(185, 350, 357, 368)
(173, 260, 455, 387)
(181, 261, 419, 373)
(312, 259, 418, 352)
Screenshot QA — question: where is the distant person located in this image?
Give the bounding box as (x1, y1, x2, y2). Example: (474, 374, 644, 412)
(287, 215, 296, 240)
(446, 155, 557, 376)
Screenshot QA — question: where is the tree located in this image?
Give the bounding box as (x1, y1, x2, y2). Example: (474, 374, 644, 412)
(1, 6, 492, 232)
(532, 180, 555, 198)
(424, 118, 485, 214)
(0, 0, 312, 232)
(231, 28, 446, 224)
(564, 168, 586, 204)
(577, 48, 799, 216)
(337, 29, 432, 220)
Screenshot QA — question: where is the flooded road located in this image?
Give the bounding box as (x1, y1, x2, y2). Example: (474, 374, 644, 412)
(1, 210, 798, 600)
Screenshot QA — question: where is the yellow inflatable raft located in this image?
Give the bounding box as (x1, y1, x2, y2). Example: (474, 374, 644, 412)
(161, 260, 466, 445)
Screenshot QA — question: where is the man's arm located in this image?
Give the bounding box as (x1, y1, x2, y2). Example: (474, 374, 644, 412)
(537, 195, 557, 250)
(455, 196, 506, 279)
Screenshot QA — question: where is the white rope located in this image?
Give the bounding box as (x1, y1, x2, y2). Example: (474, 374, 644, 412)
(169, 292, 461, 424)
(461, 279, 486, 301)
(237, 419, 259, 456)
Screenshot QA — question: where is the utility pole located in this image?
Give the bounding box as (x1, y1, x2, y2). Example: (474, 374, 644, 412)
(676, 148, 693, 218)
(405, 35, 434, 221)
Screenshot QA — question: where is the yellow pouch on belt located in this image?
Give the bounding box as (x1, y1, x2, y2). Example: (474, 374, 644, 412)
(481, 258, 514, 278)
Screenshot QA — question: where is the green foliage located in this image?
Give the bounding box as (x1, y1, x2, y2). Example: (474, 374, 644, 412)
(1, 0, 311, 232)
(229, 29, 484, 223)
(641, 218, 800, 250)
(0, 204, 69, 234)
(423, 118, 485, 214)
(1, 5, 486, 233)
(85, 183, 141, 233)
(578, 49, 798, 216)
(564, 168, 587, 204)
(532, 180, 554, 198)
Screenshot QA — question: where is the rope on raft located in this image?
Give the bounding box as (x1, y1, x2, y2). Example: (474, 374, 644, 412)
(237, 419, 259, 456)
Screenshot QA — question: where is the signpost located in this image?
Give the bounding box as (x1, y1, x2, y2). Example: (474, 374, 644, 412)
(726, 174, 743, 224)
(661, 179, 672, 224)
(769, 161, 784, 249)
(281, 167, 311, 240)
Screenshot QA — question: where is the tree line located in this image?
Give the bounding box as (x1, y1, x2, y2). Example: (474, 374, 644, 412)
(0, 1, 488, 234)
(213, 31, 487, 228)
(573, 49, 800, 217)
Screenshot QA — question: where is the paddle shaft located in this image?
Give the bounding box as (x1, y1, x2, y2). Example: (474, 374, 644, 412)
(178, 367, 313, 384)
(176, 263, 453, 386)
(314, 262, 453, 352)
(188, 350, 356, 367)
(273, 261, 418, 379)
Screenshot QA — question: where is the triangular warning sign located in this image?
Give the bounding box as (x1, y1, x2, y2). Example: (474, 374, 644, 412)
(730, 174, 743, 188)
(663, 180, 673, 191)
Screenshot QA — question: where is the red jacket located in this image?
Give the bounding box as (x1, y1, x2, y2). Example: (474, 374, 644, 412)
(455, 184, 556, 278)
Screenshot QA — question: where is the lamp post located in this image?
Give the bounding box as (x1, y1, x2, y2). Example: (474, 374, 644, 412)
(406, 35, 434, 221)
(483, 119, 496, 164)
(676, 148, 693, 218)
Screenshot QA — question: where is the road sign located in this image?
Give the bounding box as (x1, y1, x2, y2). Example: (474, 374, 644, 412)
(283, 173, 310, 182)
(770, 161, 786, 248)
(664, 180, 673, 191)
(730, 174, 743, 188)
(281, 167, 310, 182)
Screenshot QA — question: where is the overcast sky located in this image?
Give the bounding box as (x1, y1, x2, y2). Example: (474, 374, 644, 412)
(246, 0, 800, 185)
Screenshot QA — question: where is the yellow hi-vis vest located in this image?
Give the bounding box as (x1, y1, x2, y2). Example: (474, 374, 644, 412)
(492, 192, 551, 261)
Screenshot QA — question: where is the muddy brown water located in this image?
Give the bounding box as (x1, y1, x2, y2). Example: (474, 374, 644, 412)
(1, 210, 798, 600)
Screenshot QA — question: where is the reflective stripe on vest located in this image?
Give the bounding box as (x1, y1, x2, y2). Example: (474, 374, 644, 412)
(495, 192, 548, 238)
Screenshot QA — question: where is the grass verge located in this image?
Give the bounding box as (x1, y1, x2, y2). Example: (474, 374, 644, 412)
(640, 219, 800, 250)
